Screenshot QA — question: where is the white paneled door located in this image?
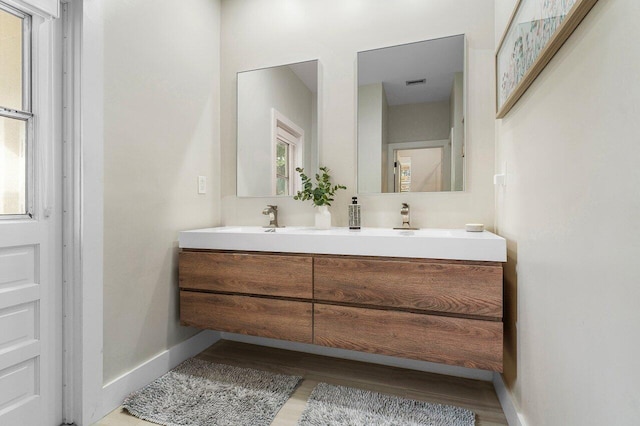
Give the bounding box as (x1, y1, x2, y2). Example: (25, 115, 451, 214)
(0, 224, 57, 425)
(0, 1, 61, 425)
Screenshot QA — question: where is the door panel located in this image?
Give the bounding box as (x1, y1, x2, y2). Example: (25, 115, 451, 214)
(0, 302, 37, 351)
(0, 245, 39, 311)
(0, 241, 43, 424)
(0, 358, 37, 410)
(0, 358, 40, 425)
(0, 246, 35, 287)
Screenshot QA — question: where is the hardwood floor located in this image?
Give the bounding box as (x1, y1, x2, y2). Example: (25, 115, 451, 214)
(95, 340, 507, 426)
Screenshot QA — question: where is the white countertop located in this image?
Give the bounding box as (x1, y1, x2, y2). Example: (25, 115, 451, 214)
(179, 226, 506, 262)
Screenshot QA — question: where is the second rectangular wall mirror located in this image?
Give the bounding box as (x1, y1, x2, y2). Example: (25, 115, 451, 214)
(357, 35, 466, 194)
(237, 60, 319, 198)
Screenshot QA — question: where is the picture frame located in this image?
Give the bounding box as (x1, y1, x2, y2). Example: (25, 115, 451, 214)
(496, 0, 599, 118)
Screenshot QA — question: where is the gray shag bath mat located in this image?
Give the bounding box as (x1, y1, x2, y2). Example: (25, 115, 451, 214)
(298, 382, 475, 426)
(122, 358, 301, 426)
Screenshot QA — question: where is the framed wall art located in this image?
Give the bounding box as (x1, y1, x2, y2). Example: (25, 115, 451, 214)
(496, 0, 599, 118)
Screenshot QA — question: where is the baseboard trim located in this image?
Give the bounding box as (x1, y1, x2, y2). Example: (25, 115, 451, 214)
(493, 372, 526, 426)
(221, 333, 494, 381)
(96, 330, 221, 423)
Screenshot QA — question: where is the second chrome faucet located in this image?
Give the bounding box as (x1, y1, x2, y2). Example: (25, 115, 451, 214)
(393, 203, 419, 230)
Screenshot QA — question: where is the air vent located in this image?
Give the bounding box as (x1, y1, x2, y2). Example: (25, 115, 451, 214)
(405, 78, 426, 86)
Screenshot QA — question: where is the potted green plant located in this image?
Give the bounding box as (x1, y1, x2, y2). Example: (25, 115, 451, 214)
(293, 166, 346, 229)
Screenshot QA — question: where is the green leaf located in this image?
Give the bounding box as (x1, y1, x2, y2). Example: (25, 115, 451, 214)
(292, 165, 346, 207)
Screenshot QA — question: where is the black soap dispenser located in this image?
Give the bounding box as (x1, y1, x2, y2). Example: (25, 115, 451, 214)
(348, 197, 361, 230)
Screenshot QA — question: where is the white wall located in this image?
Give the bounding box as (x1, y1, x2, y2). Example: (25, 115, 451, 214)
(495, 0, 640, 424)
(103, 0, 221, 384)
(237, 65, 314, 196)
(388, 100, 451, 143)
(220, 0, 496, 230)
(380, 85, 389, 193)
(358, 83, 385, 194)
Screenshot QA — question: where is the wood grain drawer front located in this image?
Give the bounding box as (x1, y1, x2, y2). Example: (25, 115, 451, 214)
(314, 304, 503, 372)
(314, 257, 503, 318)
(180, 291, 312, 343)
(179, 251, 312, 299)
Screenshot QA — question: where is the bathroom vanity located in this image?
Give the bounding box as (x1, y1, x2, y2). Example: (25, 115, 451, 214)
(178, 227, 506, 372)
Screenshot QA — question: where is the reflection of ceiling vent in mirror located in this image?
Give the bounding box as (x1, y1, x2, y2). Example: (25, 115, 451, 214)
(405, 78, 426, 86)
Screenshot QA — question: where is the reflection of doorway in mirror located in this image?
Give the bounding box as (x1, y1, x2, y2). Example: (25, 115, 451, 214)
(386, 140, 450, 192)
(394, 147, 443, 192)
(272, 109, 304, 196)
(398, 157, 412, 192)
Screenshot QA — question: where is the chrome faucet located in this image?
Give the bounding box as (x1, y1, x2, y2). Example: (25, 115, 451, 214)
(400, 203, 411, 228)
(393, 203, 417, 230)
(262, 205, 281, 228)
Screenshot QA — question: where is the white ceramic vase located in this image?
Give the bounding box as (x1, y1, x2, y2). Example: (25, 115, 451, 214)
(314, 205, 331, 230)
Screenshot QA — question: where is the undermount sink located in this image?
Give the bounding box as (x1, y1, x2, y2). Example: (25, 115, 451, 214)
(179, 226, 506, 262)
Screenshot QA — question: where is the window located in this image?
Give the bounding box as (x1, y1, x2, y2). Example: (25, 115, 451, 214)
(0, 3, 31, 216)
(275, 139, 291, 196)
(272, 109, 304, 196)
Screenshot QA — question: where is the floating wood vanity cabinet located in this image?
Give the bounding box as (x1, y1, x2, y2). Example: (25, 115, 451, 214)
(179, 249, 504, 372)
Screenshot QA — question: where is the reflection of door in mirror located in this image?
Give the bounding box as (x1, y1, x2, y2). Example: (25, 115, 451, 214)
(394, 147, 443, 193)
(273, 109, 304, 196)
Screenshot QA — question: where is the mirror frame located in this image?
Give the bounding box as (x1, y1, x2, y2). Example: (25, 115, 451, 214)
(355, 34, 468, 195)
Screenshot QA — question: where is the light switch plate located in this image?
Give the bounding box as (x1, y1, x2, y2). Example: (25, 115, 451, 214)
(198, 176, 206, 194)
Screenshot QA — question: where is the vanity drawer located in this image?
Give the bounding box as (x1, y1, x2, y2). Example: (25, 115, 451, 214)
(314, 304, 503, 371)
(180, 291, 312, 343)
(179, 251, 313, 298)
(314, 257, 502, 318)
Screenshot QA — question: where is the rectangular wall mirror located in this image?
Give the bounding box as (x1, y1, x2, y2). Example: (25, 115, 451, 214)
(237, 60, 319, 197)
(357, 35, 466, 194)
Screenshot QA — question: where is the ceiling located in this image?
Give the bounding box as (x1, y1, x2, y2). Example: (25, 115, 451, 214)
(288, 60, 318, 93)
(358, 35, 464, 106)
